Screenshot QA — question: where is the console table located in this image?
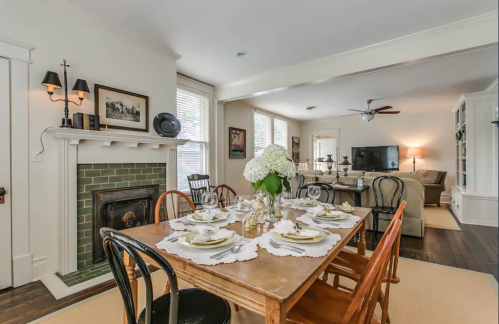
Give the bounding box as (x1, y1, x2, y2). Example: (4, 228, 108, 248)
(333, 185, 370, 206)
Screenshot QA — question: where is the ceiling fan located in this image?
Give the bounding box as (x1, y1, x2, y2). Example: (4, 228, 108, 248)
(342, 99, 400, 122)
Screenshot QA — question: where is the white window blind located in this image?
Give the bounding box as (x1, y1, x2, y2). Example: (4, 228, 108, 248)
(176, 87, 209, 192)
(254, 112, 271, 157)
(273, 118, 288, 149)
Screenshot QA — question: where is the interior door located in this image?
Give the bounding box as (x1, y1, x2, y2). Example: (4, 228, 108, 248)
(0, 57, 12, 289)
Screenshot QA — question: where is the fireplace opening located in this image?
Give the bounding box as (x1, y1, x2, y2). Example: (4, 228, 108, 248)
(92, 185, 159, 263)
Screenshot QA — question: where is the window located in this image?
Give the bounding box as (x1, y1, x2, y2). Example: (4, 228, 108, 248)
(176, 87, 209, 192)
(273, 118, 288, 149)
(253, 110, 288, 157)
(254, 112, 271, 157)
(313, 137, 336, 171)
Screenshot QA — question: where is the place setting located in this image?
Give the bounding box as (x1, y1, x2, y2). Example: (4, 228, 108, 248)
(258, 219, 341, 258)
(156, 225, 258, 266)
(296, 202, 361, 229)
(168, 208, 240, 231)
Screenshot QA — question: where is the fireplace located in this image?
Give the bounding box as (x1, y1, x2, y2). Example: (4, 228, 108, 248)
(92, 185, 159, 263)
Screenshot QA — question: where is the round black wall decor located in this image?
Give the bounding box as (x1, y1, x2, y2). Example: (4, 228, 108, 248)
(153, 113, 181, 137)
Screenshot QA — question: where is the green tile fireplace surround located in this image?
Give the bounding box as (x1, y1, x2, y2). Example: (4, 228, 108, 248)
(76, 163, 166, 269)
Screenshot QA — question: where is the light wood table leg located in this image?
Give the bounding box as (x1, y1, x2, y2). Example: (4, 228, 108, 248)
(265, 297, 287, 324)
(123, 252, 138, 324)
(358, 219, 366, 256)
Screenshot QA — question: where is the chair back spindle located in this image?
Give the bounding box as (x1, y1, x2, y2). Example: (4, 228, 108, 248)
(187, 174, 213, 208)
(100, 228, 180, 324)
(155, 190, 195, 222)
(213, 184, 237, 208)
(372, 176, 405, 210)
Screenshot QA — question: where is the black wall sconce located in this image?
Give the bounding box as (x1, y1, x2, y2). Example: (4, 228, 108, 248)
(41, 59, 90, 128)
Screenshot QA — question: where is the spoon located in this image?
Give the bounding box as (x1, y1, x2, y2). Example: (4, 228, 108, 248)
(215, 245, 243, 260)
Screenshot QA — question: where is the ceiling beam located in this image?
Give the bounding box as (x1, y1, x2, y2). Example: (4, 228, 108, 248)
(215, 12, 498, 101)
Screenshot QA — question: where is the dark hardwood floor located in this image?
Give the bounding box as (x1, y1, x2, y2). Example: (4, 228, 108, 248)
(0, 205, 496, 324)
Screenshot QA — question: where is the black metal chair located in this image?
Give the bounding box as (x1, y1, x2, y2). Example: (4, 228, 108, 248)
(100, 228, 231, 324)
(371, 176, 405, 243)
(187, 174, 216, 209)
(297, 182, 336, 205)
(295, 173, 305, 198)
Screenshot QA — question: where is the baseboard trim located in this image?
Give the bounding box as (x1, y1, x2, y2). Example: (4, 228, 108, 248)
(40, 272, 114, 300)
(32, 257, 48, 281)
(13, 254, 33, 287)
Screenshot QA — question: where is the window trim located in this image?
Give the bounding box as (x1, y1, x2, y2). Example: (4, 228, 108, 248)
(176, 78, 213, 193)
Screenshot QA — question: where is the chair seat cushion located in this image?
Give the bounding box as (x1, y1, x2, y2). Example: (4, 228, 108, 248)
(287, 279, 380, 324)
(326, 249, 398, 284)
(417, 170, 442, 184)
(138, 288, 231, 324)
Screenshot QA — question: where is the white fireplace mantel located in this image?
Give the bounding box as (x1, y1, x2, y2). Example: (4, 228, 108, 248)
(46, 128, 189, 148)
(48, 128, 188, 275)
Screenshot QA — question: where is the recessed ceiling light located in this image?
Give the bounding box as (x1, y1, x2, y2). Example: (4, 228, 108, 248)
(237, 52, 248, 58)
(306, 106, 317, 110)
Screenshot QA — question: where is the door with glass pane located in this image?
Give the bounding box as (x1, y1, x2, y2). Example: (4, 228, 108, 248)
(0, 58, 12, 289)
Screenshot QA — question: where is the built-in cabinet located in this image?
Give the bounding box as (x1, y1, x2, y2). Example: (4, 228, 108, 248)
(450, 90, 498, 226)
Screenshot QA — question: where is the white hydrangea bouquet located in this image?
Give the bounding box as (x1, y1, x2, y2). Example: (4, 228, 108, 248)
(243, 144, 296, 216)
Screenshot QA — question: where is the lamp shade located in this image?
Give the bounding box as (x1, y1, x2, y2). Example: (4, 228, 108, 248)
(338, 155, 352, 166)
(72, 79, 90, 94)
(406, 147, 422, 157)
(41, 71, 62, 89)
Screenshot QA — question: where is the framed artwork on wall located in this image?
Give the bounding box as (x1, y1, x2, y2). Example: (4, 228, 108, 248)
(292, 151, 300, 163)
(292, 136, 300, 150)
(94, 84, 149, 132)
(229, 127, 246, 159)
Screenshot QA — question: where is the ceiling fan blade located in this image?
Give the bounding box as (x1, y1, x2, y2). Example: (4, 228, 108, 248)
(339, 114, 360, 117)
(376, 111, 400, 114)
(373, 106, 393, 112)
(347, 109, 365, 112)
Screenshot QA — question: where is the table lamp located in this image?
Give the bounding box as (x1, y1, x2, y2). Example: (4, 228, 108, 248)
(406, 147, 422, 172)
(325, 154, 334, 175)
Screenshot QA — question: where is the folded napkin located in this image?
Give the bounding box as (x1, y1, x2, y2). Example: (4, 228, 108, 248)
(273, 220, 320, 238)
(192, 209, 227, 221)
(307, 205, 327, 217)
(192, 226, 234, 243)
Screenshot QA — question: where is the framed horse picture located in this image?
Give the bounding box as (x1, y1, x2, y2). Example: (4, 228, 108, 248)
(229, 127, 246, 159)
(94, 84, 149, 132)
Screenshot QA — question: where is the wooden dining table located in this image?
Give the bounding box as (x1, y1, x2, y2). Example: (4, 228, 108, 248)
(120, 206, 371, 324)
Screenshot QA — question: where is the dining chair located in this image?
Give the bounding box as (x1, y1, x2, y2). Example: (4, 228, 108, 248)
(297, 182, 336, 204)
(100, 228, 231, 324)
(187, 174, 216, 209)
(322, 200, 407, 324)
(213, 184, 237, 208)
(154, 190, 196, 222)
(286, 219, 401, 324)
(295, 172, 306, 197)
(370, 176, 405, 243)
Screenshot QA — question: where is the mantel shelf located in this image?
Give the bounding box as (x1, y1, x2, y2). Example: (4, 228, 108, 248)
(47, 128, 189, 148)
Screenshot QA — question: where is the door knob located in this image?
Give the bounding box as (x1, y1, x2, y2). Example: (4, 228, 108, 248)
(0, 187, 5, 204)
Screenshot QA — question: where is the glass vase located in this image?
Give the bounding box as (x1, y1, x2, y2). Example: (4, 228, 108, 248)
(266, 193, 278, 223)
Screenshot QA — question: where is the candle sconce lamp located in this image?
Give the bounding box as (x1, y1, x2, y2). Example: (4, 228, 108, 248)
(325, 154, 335, 175)
(333, 155, 352, 185)
(41, 59, 90, 128)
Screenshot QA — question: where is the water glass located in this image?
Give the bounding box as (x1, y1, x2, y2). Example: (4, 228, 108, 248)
(307, 185, 321, 205)
(279, 191, 293, 220)
(201, 192, 218, 226)
(235, 195, 251, 237)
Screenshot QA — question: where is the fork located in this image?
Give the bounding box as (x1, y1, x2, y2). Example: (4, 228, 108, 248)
(167, 236, 179, 242)
(310, 217, 340, 227)
(269, 239, 304, 253)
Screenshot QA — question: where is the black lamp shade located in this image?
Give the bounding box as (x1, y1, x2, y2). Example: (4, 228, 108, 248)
(41, 71, 62, 89)
(72, 79, 90, 94)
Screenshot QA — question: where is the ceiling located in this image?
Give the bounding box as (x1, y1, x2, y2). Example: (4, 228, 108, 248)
(64, 0, 498, 86)
(240, 47, 499, 121)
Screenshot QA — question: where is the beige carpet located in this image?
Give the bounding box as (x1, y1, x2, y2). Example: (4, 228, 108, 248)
(30, 256, 497, 324)
(424, 205, 461, 231)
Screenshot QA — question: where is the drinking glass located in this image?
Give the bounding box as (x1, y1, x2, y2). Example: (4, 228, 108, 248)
(234, 195, 251, 237)
(201, 192, 218, 226)
(307, 185, 321, 206)
(279, 191, 293, 220)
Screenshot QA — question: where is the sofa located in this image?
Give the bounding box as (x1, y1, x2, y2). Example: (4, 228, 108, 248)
(291, 170, 425, 237)
(416, 170, 447, 206)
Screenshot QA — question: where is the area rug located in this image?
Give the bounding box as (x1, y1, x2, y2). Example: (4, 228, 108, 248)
(28, 256, 497, 324)
(424, 204, 461, 231)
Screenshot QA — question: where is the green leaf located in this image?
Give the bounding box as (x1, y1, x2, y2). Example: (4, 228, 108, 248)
(252, 182, 260, 192)
(283, 178, 291, 192)
(264, 172, 281, 196)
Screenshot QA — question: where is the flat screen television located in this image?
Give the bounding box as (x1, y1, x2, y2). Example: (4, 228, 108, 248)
(351, 145, 399, 172)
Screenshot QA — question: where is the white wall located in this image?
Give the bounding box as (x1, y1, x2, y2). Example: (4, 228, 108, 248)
(224, 101, 301, 195)
(300, 110, 455, 194)
(0, 0, 178, 280)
